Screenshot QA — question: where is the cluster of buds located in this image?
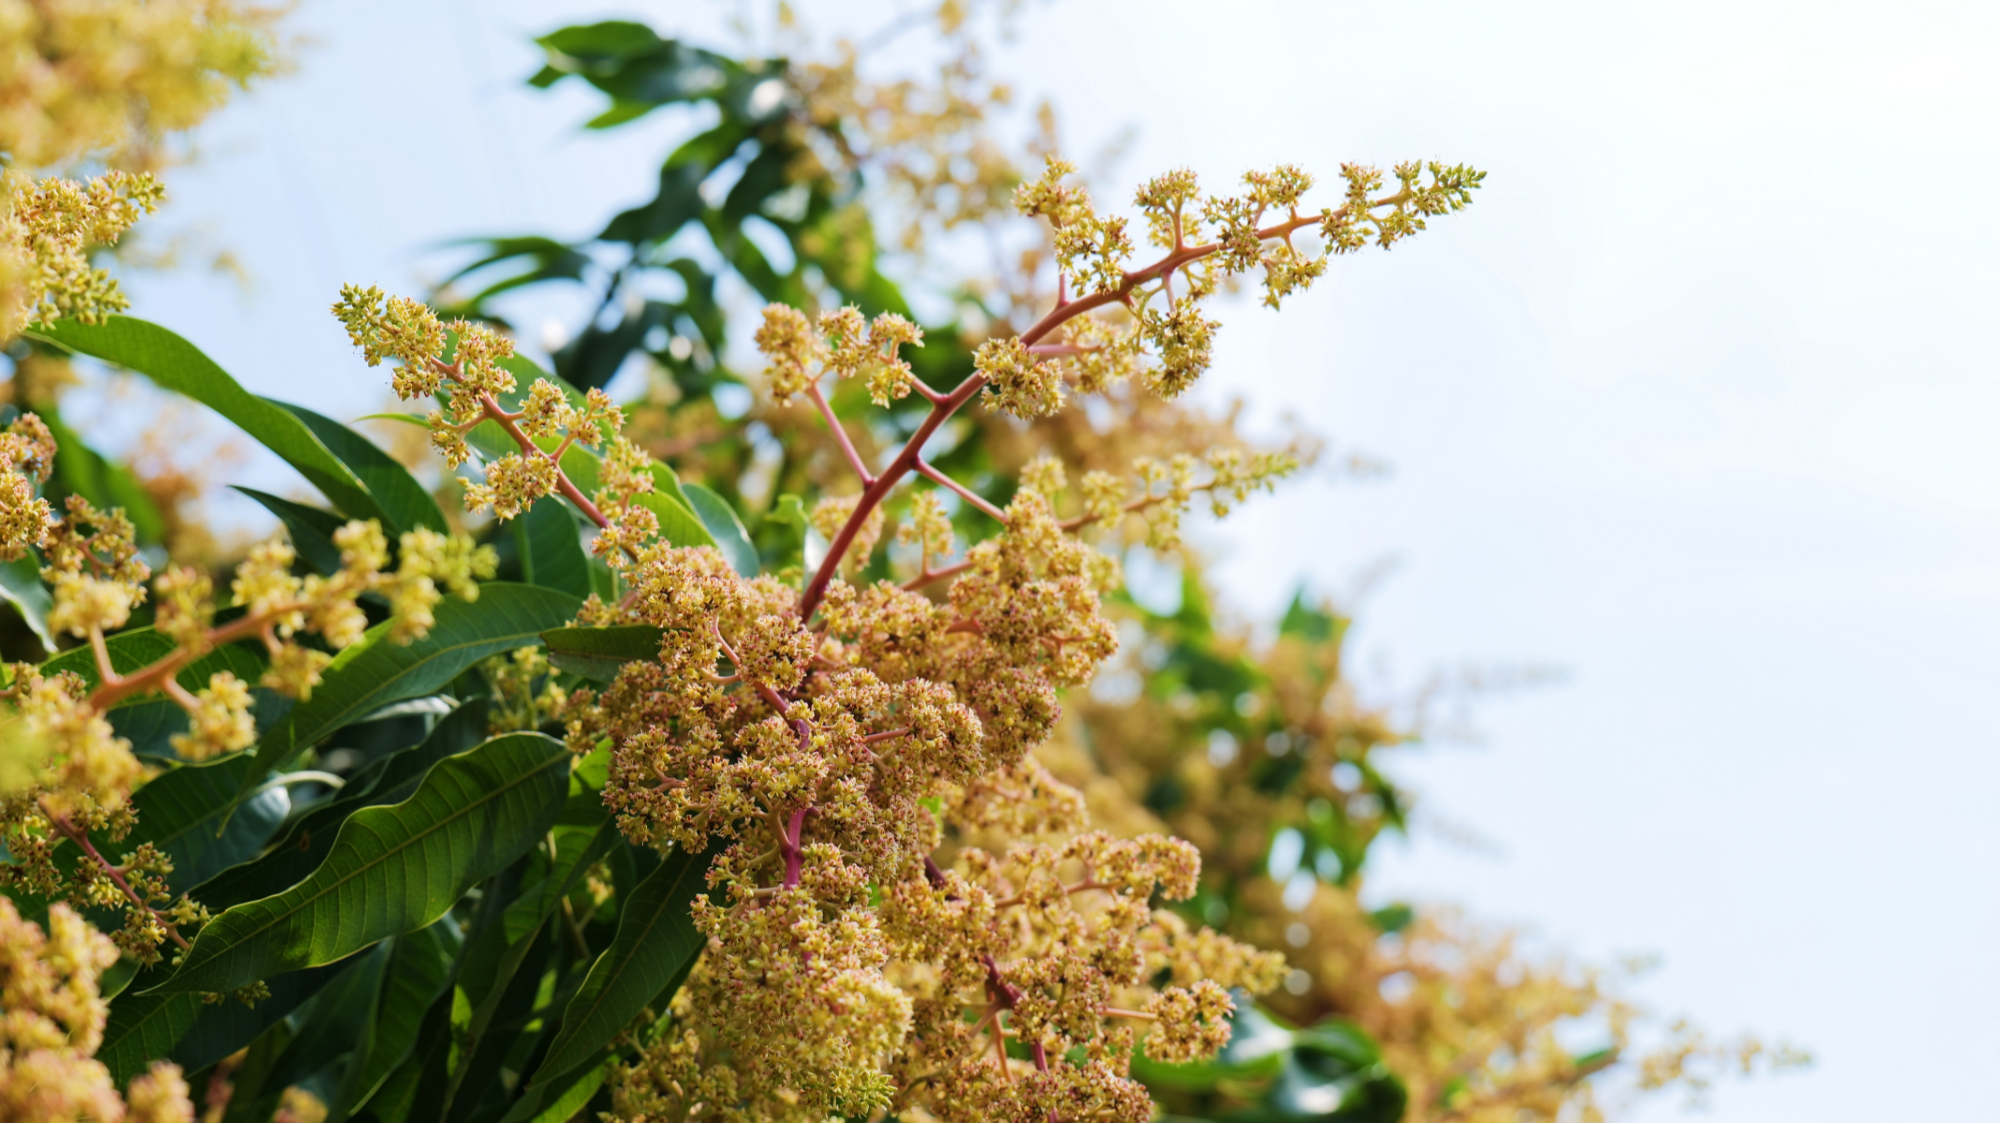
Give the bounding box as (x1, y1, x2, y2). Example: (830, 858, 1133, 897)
(361, 154, 1478, 1119)
(756, 303, 925, 409)
(2, 418, 492, 963)
(0, 410, 58, 560)
(332, 285, 659, 560)
(997, 157, 1485, 408)
(0, 898, 194, 1122)
(0, 169, 163, 340)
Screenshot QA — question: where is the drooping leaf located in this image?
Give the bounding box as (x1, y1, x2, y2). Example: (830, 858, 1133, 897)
(0, 553, 52, 652)
(279, 402, 448, 535)
(232, 486, 348, 576)
(337, 919, 460, 1118)
(97, 954, 362, 1085)
(233, 583, 580, 802)
(538, 624, 664, 682)
(196, 698, 490, 910)
(26, 316, 386, 524)
(154, 732, 572, 995)
(530, 844, 714, 1086)
(113, 754, 290, 894)
(261, 940, 392, 1093)
(683, 482, 758, 576)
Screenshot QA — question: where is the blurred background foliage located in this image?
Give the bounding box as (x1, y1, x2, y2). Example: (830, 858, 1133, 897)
(0, 3, 1806, 1120)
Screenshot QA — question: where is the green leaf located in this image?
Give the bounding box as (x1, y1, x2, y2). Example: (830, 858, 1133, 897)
(115, 754, 290, 894)
(338, 920, 460, 1117)
(98, 954, 360, 1085)
(683, 482, 758, 576)
(0, 552, 53, 652)
(261, 940, 391, 1092)
(500, 795, 617, 945)
(516, 498, 593, 598)
(232, 487, 347, 576)
(234, 583, 580, 802)
(26, 316, 386, 525)
(538, 624, 664, 682)
(109, 686, 292, 764)
(154, 732, 572, 995)
(197, 698, 490, 914)
(531, 844, 714, 1085)
(40, 623, 266, 701)
(279, 403, 447, 535)
(506, 1060, 607, 1124)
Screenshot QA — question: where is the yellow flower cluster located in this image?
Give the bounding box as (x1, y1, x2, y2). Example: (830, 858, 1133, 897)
(0, 898, 194, 1122)
(394, 154, 1478, 1118)
(877, 832, 1283, 1119)
(0, 410, 56, 560)
(566, 491, 1270, 1116)
(996, 157, 1485, 410)
(3, 422, 490, 965)
(753, 303, 925, 407)
(0, 168, 162, 340)
(0, 0, 279, 171)
(334, 286, 660, 554)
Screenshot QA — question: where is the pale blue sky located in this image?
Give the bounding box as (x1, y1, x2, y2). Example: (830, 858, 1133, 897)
(105, 2, 1999, 1118)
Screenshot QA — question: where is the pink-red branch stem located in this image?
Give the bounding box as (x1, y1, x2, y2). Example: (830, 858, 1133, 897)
(797, 199, 1375, 620)
(806, 382, 875, 485)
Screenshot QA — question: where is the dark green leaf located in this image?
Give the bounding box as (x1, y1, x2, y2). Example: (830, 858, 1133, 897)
(26, 316, 385, 525)
(279, 402, 447, 535)
(260, 940, 391, 1092)
(234, 583, 581, 802)
(337, 920, 459, 1118)
(516, 498, 593, 598)
(531, 844, 714, 1085)
(155, 732, 571, 995)
(97, 954, 360, 1084)
(538, 624, 664, 682)
(232, 487, 348, 576)
(116, 754, 289, 894)
(196, 698, 490, 910)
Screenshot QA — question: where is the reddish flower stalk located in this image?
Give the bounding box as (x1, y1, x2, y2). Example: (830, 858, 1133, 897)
(38, 801, 189, 950)
(795, 202, 1363, 620)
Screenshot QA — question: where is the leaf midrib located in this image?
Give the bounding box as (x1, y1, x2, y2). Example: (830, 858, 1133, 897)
(167, 744, 565, 987)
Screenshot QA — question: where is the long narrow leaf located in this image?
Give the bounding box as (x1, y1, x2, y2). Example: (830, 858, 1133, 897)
(337, 920, 459, 1117)
(530, 844, 713, 1085)
(233, 486, 348, 576)
(232, 582, 580, 803)
(516, 497, 593, 598)
(26, 316, 386, 524)
(97, 954, 360, 1084)
(196, 698, 490, 910)
(280, 403, 448, 535)
(114, 754, 290, 894)
(153, 733, 572, 995)
(538, 624, 664, 682)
